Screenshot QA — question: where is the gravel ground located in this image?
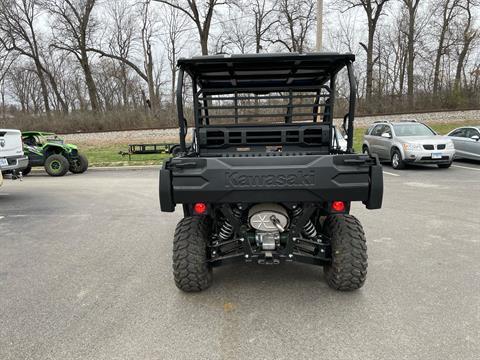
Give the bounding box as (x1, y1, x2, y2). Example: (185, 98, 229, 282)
(63, 110, 480, 146)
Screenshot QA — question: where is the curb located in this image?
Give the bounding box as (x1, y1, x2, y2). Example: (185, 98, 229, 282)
(30, 165, 160, 173)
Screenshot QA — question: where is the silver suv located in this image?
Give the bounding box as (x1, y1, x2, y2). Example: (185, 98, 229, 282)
(363, 121, 455, 169)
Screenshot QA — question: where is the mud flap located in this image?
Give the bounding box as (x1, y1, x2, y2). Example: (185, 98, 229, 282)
(159, 163, 175, 212)
(365, 157, 383, 209)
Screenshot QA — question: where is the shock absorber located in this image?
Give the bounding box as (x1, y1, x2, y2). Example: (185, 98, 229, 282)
(303, 220, 317, 238)
(292, 206, 317, 238)
(218, 221, 234, 240)
(218, 207, 242, 240)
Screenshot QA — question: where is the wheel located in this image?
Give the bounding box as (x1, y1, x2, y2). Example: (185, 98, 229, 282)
(22, 164, 32, 176)
(69, 153, 89, 174)
(391, 149, 406, 170)
(44, 154, 69, 177)
(438, 163, 452, 169)
(362, 145, 369, 154)
(172, 216, 212, 292)
(323, 214, 368, 291)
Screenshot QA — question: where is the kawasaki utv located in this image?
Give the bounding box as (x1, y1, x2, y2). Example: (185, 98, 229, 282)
(22, 131, 88, 177)
(160, 53, 383, 292)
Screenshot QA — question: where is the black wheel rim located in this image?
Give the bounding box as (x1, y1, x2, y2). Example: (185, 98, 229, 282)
(50, 160, 61, 171)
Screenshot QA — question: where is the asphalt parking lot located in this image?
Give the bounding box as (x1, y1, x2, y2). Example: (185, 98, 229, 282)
(1, 163, 479, 360)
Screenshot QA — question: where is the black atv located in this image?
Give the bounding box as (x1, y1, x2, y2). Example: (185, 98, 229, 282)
(160, 53, 383, 292)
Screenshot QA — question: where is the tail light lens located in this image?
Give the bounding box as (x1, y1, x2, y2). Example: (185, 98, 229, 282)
(193, 202, 207, 214)
(331, 201, 346, 212)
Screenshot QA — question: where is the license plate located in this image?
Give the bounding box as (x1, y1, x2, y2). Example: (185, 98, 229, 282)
(0, 158, 8, 167)
(431, 152, 442, 159)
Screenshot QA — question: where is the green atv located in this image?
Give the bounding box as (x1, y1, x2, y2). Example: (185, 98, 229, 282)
(22, 131, 88, 177)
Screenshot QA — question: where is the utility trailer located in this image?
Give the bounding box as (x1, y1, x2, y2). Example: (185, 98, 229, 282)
(160, 53, 383, 292)
(119, 143, 180, 161)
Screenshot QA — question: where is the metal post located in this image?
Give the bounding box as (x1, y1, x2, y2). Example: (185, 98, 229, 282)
(346, 62, 356, 153)
(316, 0, 323, 51)
(176, 69, 186, 152)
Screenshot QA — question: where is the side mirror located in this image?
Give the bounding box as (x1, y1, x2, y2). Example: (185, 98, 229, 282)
(472, 135, 480, 141)
(381, 132, 392, 139)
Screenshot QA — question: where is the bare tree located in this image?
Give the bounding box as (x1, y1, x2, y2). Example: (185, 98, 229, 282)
(454, 0, 478, 91)
(41, 49, 69, 113)
(387, 12, 409, 96)
(219, 11, 254, 54)
(402, 0, 421, 107)
(0, 0, 52, 113)
(252, 0, 278, 53)
(154, 0, 230, 55)
(140, 0, 162, 112)
(273, 0, 316, 53)
(87, 0, 162, 112)
(0, 44, 16, 119)
(107, 0, 136, 107)
(337, 0, 391, 106)
(7, 64, 42, 113)
(45, 0, 101, 111)
(432, 0, 461, 95)
(160, 6, 188, 105)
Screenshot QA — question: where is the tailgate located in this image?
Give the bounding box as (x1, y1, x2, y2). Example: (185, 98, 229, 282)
(160, 154, 383, 211)
(0, 130, 24, 158)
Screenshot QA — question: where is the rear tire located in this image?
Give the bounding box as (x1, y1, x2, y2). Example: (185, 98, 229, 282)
(438, 163, 452, 169)
(45, 154, 69, 177)
(362, 145, 369, 155)
(391, 149, 406, 170)
(173, 216, 212, 292)
(69, 153, 89, 174)
(22, 164, 32, 176)
(323, 214, 368, 291)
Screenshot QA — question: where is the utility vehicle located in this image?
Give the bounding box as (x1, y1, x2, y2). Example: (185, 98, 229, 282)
(22, 131, 88, 177)
(160, 53, 383, 292)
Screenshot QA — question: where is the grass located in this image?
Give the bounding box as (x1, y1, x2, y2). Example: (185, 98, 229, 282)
(77, 120, 476, 166)
(82, 145, 170, 167)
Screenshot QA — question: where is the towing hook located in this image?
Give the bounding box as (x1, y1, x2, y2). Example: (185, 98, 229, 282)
(12, 171, 23, 181)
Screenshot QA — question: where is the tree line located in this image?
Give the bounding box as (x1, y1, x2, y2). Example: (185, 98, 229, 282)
(0, 0, 479, 131)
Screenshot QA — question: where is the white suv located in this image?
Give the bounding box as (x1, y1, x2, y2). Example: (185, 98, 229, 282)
(0, 129, 29, 175)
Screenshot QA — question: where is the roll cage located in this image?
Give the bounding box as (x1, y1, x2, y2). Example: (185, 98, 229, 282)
(175, 53, 357, 155)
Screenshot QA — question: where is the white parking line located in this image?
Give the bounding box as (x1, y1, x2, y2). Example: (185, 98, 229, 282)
(383, 171, 400, 177)
(452, 165, 480, 172)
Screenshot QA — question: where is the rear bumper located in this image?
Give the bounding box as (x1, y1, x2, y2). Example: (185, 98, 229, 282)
(160, 154, 383, 212)
(0, 155, 29, 172)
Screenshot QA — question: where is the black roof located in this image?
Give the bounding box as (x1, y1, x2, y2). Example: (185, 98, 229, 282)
(177, 53, 355, 91)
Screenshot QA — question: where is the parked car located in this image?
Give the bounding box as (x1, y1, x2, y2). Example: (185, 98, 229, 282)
(0, 129, 29, 176)
(363, 120, 455, 169)
(22, 131, 88, 177)
(446, 126, 480, 161)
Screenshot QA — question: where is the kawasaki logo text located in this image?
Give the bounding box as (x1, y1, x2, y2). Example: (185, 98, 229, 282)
(225, 171, 315, 188)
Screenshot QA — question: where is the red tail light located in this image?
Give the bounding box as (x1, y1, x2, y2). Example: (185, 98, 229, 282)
(193, 202, 207, 214)
(331, 201, 346, 212)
